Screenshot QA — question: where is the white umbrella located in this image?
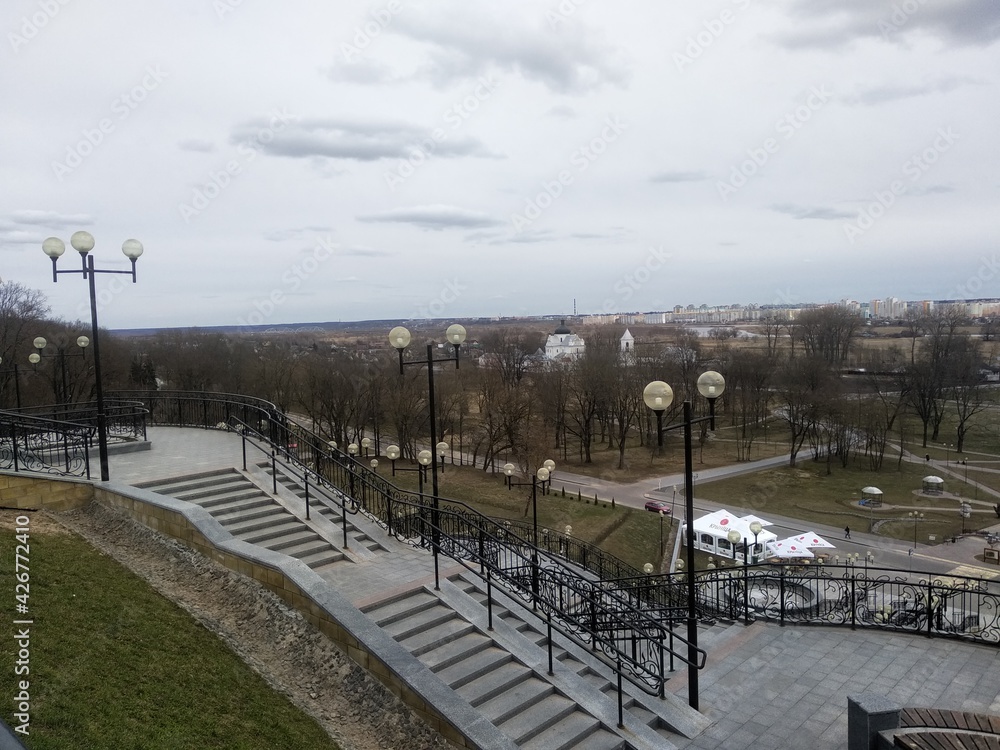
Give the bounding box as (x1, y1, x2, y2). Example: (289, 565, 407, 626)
(766, 539, 815, 559)
(790, 531, 836, 549)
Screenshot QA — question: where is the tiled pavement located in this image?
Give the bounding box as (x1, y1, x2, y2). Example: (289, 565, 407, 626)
(668, 624, 1000, 749)
(109, 427, 1000, 748)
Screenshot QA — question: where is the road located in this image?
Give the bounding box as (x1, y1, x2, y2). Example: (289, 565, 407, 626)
(545, 451, 1000, 579)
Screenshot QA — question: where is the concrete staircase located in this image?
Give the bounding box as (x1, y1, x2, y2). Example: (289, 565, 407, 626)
(257, 462, 386, 556)
(135, 468, 345, 570)
(360, 569, 710, 749)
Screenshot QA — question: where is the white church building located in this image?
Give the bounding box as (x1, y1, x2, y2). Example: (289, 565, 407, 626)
(544, 320, 586, 360)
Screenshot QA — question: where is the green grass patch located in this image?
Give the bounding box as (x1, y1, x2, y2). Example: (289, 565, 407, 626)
(0, 522, 339, 750)
(696, 457, 998, 543)
(384, 463, 663, 570)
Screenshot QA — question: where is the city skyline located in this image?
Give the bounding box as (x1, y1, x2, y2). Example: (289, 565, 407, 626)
(2, 2, 998, 329)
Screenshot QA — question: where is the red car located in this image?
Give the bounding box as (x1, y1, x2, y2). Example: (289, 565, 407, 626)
(644, 500, 672, 514)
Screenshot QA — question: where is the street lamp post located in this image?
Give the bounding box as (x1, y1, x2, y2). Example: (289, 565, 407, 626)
(29, 334, 90, 407)
(908, 511, 924, 548)
(389, 324, 467, 590)
(749, 520, 763, 565)
(0, 359, 24, 409)
(502, 462, 552, 608)
(42, 231, 143, 481)
(641, 370, 725, 711)
(659, 510, 667, 557)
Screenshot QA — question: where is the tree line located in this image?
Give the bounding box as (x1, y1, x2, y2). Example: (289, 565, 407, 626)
(2, 280, 997, 475)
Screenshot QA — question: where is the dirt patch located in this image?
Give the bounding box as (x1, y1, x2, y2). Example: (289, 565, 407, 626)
(44, 503, 454, 750)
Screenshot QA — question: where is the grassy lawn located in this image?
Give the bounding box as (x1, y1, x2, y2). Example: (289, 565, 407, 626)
(381, 463, 665, 570)
(478, 418, 791, 485)
(696, 456, 999, 544)
(0, 519, 339, 750)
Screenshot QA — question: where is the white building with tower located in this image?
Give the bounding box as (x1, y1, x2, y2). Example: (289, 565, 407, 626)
(545, 320, 586, 360)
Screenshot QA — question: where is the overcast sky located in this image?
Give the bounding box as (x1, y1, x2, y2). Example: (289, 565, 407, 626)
(2, 0, 998, 330)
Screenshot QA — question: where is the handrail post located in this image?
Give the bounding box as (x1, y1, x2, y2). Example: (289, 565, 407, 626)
(304, 472, 310, 521)
(926, 580, 934, 637)
(851, 572, 857, 630)
(779, 567, 786, 626)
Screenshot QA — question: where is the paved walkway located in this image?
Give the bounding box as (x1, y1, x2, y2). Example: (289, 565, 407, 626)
(105, 427, 1000, 748)
(670, 624, 1000, 750)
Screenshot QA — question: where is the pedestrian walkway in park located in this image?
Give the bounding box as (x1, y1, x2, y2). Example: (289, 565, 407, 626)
(103, 426, 1000, 749)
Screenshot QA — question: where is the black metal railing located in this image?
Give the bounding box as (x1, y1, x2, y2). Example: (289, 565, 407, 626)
(683, 563, 1000, 645)
(0, 409, 93, 478)
(120, 389, 701, 698)
(10, 400, 148, 443)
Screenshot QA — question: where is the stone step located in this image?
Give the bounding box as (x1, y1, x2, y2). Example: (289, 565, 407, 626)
(420, 632, 492, 673)
(382, 605, 461, 642)
(257, 529, 318, 552)
(456, 661, 532, 707)
(212, 501, 282, 526)
(224, 513, 298, 538)
(134, 467, 236, 493)
(238, 520, 307, 545)
(477, 678, 553, 725)
(401, 618, 476, 658)
(364, 592, 440, 627)
(521, 711, 613, 750)
(498, 692, 577, 746)
(175, 484, 262, 505)
(277, 537, 335, 560)
(434, 646, 513, 690)
(299, 549, 346, 569)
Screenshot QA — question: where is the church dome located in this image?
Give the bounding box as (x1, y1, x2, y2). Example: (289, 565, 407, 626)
(553, 319, 571, 335)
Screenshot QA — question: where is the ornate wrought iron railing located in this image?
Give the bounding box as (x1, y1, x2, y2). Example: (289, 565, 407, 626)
(11, 400, 148, 443)
(0, 409, 93, 478)
(118, 389, 702, 698)
(676, 563, 1000, 645)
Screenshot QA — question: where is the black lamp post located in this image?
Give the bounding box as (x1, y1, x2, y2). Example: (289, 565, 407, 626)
(28, 334, 89, 407)
(42, 231, 143, 481)
(502, 461, 552, 608)
(641, 370, 725, 712)
(0, 358, 24, 409)
(389, 324, 467, 590)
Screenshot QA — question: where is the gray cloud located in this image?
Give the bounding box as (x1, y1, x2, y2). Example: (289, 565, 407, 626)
(230, 118, 496, 161)
(8, 210, 93, 228)
(357, 205, 502, 230)
(771, 203, 856, 220)
(844, 75, 978, 105)
(390, 3, 630, 92)
(776, 0, 1000, 49)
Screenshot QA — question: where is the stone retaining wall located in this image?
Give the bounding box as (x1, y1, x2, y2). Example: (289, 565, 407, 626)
(1, 471, 504, 750)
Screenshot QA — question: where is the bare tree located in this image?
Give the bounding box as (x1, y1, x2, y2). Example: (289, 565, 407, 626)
(794, 306, 863, 363)
(774, 355, 835, 467)
(0, 281, 49, 405)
